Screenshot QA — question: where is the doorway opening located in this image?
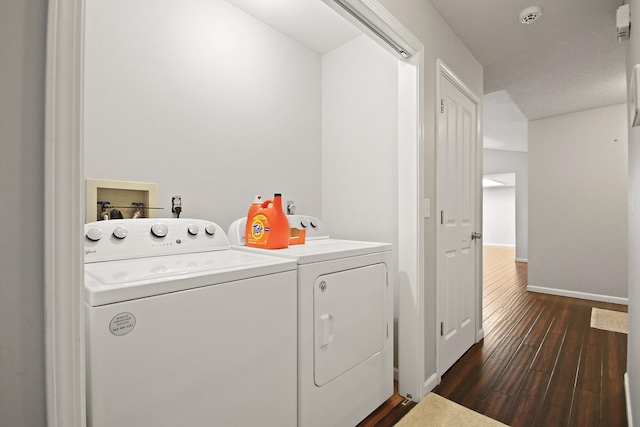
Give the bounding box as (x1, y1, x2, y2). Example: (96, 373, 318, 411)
(481, 171, 526, 328)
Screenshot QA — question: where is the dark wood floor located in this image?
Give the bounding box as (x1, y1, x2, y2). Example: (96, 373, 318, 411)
(359, 245, 628, 427)
(356, 382, 416, 426)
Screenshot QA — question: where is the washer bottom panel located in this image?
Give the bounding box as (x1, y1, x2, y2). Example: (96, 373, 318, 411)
(85, 271, 297, 427)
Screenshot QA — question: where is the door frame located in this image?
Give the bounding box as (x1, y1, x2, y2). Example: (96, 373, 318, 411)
(434, 59, 483, 379)
(44, 0, 86, 426)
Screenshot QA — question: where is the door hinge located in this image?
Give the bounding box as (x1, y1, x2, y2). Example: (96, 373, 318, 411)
(471, 232, 482, 240)
(440, 322, 444, 336)
(440, 210, 444, 225)
(440, 99, 444, 113)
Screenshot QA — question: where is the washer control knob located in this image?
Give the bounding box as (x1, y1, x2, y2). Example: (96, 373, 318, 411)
(151, 223, 168, 238)
(205, 224, 216, 236)
(188, 224, 200, 236)
(310, 219, 318, 228)
(113, 226, 128, 239)
(300, 219, 308, 228)
(86, 227, 103, 241)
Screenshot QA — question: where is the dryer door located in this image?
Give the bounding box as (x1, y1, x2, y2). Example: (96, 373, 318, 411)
(314, 263, 388, 386)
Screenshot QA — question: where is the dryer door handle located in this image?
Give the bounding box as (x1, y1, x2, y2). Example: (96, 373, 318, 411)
(319, 313, 334, 348)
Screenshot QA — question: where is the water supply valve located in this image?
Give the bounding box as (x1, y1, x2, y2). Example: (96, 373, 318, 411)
(287, 200, 296, 215)
(172, 196, 182, 218)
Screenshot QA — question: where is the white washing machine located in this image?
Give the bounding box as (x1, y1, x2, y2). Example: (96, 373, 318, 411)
(84, 218, 298, 427)
(228, 215, 394, 427)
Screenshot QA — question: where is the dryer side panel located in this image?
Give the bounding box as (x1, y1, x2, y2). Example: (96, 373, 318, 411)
(313, 263, 388, 386)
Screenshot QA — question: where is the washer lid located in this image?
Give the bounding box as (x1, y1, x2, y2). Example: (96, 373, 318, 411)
(238, 239, 392, 264)
(84, 250, 296, 306)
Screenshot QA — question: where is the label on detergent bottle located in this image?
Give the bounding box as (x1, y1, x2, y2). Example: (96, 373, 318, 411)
(250, 214, 270, 246)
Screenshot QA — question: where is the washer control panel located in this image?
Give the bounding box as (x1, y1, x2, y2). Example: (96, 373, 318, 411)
(84, 218, 229, 263)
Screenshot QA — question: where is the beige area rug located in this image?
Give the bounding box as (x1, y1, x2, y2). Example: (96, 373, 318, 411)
(590, 307, 628, 334)
(394, 393, 508, 427)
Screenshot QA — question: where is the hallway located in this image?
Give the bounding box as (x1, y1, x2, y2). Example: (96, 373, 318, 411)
(360, 246, 628, 426)
(434, 246, 628, 426)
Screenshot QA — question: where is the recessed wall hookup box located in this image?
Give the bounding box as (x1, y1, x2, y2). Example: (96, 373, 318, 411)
(85, 178, 158, 223)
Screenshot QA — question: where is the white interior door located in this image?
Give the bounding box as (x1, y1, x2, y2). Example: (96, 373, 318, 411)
(437, 72, 478, 376)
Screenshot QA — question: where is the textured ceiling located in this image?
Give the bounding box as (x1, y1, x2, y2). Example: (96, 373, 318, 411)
(429, 0, 627, 122)
(224, 0, 627, 152)
(483, 91, 528, 152)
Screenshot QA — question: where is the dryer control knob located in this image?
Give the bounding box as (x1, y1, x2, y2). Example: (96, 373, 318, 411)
(113, 226, 128, 240)
(151, 223, 168, 238)
(188, 225, 199, 236)
(205, 224, 216, 236)
(310, 219, 318, 228)
(86, 227, 103, 242)
(300, 219, 308, 228)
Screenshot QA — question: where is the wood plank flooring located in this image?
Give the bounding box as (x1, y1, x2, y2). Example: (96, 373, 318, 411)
(356, 382, 416, 427)
(358, 245, 628, 427)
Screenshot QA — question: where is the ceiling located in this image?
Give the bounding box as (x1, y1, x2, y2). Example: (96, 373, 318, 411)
(483, 90, 528, 152)
(225, 0, 361, 54)
(430, 0, 628, 151)
(225, 0, 628, 152)
(483, 173, 516, 188)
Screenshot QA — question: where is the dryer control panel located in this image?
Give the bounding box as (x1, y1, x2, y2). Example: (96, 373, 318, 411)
(227, 215, 330, 246)
(287, 215, 329, 240)
(84, 218, 229, 263)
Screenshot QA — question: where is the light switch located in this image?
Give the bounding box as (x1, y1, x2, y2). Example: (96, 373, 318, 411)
(423, 198, 430, 218)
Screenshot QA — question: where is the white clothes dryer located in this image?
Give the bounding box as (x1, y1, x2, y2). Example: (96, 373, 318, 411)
(228, 215, 394, 427)
(84, 218, 297, 427)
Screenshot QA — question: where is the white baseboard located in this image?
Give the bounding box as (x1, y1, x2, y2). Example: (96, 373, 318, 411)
(423, 373, 439, 395)
(515, 258, 528, 263)
(483, 243, 516, 247)
(527, 285, 628, 305)
(626, 372, 633, 427)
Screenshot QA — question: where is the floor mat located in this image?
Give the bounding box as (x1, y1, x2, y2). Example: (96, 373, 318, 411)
(590, 307, 628, 334)
(394, 393, 508, 427)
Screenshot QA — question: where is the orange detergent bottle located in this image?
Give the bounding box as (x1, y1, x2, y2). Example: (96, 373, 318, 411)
(246, 193, 290, 249)
(244, 195, 263, 243)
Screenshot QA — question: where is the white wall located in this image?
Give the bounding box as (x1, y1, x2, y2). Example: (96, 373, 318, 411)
(483, 149, 528, 260)
(321, 35, 398, 244)
(625, 0, 640, 423)
(529, 104, 628, 302)
(376, 0, 483, 393)
(321, 33, 399, 364)
(483, 186, 516, 247)
(0, 0, 47, 425)
(84, 0, 323, 230)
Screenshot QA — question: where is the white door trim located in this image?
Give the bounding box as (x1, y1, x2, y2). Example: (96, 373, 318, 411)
(434, 59, 483, 380)
(397, 51, 426, 402)
(321, 0, 429, 403)
(45, 0, 86, 426)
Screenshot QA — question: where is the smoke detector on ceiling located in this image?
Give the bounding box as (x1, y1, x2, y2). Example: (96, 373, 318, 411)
(519, 6, 542, 24)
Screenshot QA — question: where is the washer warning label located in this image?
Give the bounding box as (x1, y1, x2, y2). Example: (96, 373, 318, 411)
(109, 312, 136, 336)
